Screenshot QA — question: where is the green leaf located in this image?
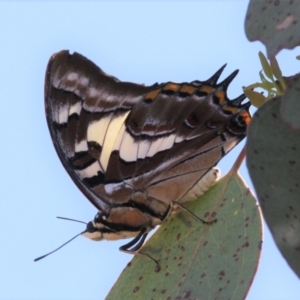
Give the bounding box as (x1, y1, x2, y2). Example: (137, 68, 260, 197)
(247, 95, 300, 278)
(106, 172, 262, 300)
(259, 70, 268, 83)
(245, 0, 300, 58)
(259, 51, 274, 81)
(243, 89, 266, 108)
(270, 57, 285, 91)
(281, 74, 300, 129)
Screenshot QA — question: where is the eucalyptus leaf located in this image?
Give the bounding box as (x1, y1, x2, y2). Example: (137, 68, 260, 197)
(106, 172, 262, 300)
(281, 74, 300, 129)
(245, 0, 300, 58)
(247, 95, 300, 278)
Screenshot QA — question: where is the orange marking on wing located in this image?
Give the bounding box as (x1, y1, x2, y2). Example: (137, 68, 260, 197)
(239, 111, 252, 125)
(214, 91, 226, 105)
(163, 83, 180, 92)
(145, 89, 161, 101)
(199, 85, 214, 94)
(179, 85, 197, 95)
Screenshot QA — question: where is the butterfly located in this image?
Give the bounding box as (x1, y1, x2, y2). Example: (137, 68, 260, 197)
(42, 50, 251, 262)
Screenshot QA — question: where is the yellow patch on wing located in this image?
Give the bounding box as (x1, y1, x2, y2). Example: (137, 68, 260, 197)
(137, 139, 150, 159)
(119, 131, 138, 162)
(75, 140, 88, 152)
(158, 134, 176, 152)
(87, 116, 112, 147)
(100, 111, 130, 171)
(112, 123, 127, 152)
(147, 134, 176, 157)
(58, 105, 69, 124)
(77, 160, 101, 179)
(69, 102, 82, 116)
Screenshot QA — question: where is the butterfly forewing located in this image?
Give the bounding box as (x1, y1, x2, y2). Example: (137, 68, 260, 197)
(45, 50, 251, 239)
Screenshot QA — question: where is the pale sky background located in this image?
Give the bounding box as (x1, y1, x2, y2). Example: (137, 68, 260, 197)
(1, 1, 300, 299)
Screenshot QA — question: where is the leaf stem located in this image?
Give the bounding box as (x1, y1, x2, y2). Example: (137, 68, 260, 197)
(229, 145, 246, 174)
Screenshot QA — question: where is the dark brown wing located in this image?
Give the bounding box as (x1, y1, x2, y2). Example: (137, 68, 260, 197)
(45, 50, 251, 218)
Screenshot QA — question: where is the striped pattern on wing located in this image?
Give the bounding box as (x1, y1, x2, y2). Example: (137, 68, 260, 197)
(45, 51, 251, 219)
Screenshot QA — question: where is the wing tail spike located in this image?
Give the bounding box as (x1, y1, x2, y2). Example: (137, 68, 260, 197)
(217, 69, 239, 92)
(231, 93, 247, 106)
(190, 64, 227, 87)
(205, 63, 227, 86)
(242, 100, 252, 110)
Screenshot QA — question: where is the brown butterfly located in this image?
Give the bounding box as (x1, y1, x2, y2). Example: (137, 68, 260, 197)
(37, 50, 251, 265)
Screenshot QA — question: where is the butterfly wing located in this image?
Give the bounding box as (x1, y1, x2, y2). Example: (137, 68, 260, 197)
(45, 50, 251, 221)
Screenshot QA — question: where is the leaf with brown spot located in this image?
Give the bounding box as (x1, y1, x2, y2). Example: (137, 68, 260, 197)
(245, 0, 300, 57)
(106, 172, 262, 300)
(247, 94, 300, 278)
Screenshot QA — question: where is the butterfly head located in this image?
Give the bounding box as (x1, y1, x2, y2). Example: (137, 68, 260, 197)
(82, 222, 103, 241)
(81, 212, 108, 241)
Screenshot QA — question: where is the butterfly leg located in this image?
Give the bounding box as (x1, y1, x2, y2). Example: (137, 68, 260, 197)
(163, 201, 217, 225)
(119, 228, 161, 272)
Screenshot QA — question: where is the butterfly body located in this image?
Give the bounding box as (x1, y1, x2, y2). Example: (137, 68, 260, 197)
(45, 50, 251, 249)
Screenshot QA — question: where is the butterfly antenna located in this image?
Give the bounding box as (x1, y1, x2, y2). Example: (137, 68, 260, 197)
(56, 216, 87, 225)
(34, 217, 87, 261)
(34, 233, 81, 262)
